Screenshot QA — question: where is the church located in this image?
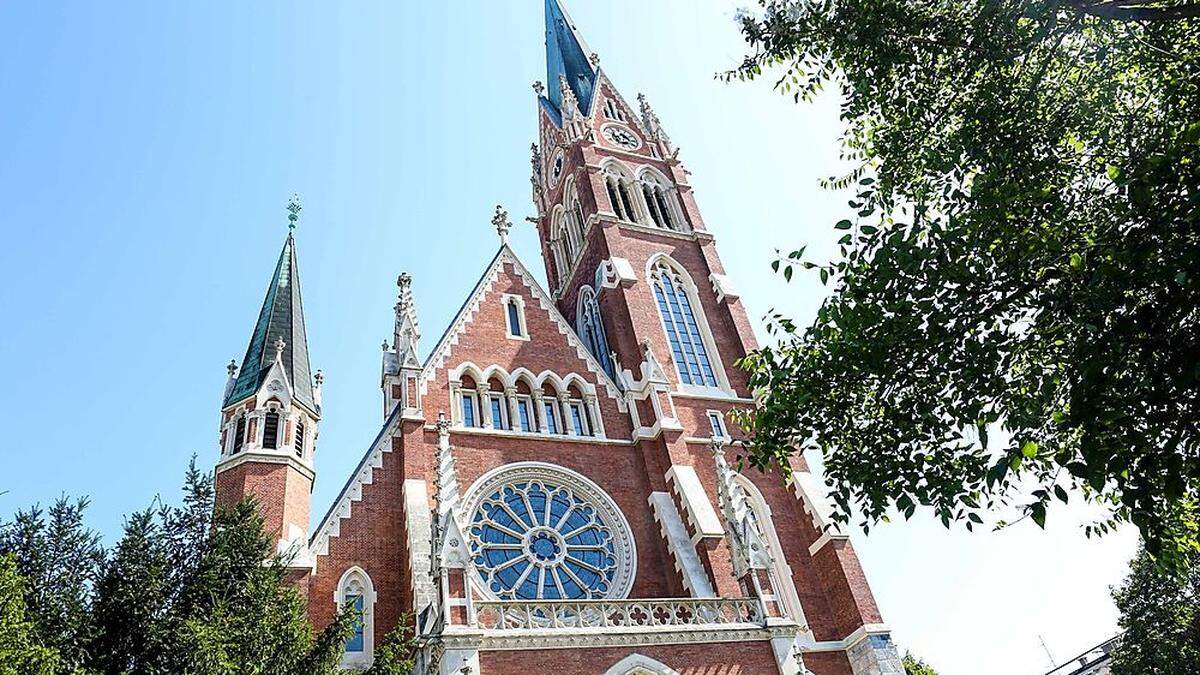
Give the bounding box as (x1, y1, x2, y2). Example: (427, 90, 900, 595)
(211, 2, 902, 673)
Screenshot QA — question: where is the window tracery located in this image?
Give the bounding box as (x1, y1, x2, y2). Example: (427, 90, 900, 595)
(649, 259, 720, 389)
(465, 463, 635, 601)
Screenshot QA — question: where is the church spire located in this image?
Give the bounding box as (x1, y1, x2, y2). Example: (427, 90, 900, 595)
(543, 0, 597, 117)
(224, 198, 317, 413)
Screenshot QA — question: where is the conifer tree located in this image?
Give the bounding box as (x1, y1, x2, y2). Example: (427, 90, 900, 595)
(0, 553, 59, 674)
(0, 497, 104, 671)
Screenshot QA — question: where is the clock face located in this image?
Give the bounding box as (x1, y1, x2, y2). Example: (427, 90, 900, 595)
(602, 124, 641, 151)
(549, 151, 565, 187)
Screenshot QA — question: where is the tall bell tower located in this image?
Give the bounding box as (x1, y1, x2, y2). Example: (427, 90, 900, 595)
(215, 197, 321, 571)
(528, 2, 903, 672)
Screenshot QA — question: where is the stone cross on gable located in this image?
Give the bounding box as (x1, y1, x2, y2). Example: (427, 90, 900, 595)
(492, 205, 512, 244)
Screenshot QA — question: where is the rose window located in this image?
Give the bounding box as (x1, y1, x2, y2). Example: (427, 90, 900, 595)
(465, 464, 635, 601)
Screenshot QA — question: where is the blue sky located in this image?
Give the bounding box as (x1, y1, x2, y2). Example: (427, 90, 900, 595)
(0, 2, 1135, 673)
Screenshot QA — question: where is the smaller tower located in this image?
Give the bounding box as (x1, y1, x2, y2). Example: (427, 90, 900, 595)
(215, 197, 320, 570)
(381, 271, 422, 420)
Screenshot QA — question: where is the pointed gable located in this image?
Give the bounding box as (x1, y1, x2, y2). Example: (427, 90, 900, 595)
(420, 245, 622, 406)
(225, 233, 317, 412)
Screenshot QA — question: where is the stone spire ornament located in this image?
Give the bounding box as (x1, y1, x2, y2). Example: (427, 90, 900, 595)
(393, 272, 421, 367)
(588, 52, 600, 68)
(638, 93, 672, 150)
(272, 336, 286, 365)
(532, 80, 545, 97)
(492, 205, 512, 244)
(226, 359, 238, 378)
(286, 194, 301, 232)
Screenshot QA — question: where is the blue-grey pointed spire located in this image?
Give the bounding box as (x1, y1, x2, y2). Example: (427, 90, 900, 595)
(544, 0, 597, 117)
(224, 228, 317, 413)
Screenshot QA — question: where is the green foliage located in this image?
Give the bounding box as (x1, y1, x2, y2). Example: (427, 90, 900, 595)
(0, 497, 104, 671)
(729, 0, 1200, 565)
(0, 553, 59, 674)
(1111, 543, 1200, 674)
(902, 652, 939, 675)
(0, 458, 394, 674)
(362, 619, 418, 675)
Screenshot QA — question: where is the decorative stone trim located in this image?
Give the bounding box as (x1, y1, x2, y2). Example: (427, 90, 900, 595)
(596, 257, 637, 288)
(648, 492, 716, 598)
(791, 471, 848, 555)
(309, 409, 403, 559)
(419, 245, 624, 407)
(604, 654, 680, 675)
(403, 479, 436, 614)
(460, 462, 638, 602)
(708, 272, 739, 303)
(665, 465, 724, 540)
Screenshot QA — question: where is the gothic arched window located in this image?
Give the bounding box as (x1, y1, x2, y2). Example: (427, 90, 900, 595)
(576, 286, 615, 381)
(465, 463, 635, 601)
(639, 173, 682, 231)
(649, 259, 719, 388)
(336, 567, 375, 667)
(603, 165, 639, 223)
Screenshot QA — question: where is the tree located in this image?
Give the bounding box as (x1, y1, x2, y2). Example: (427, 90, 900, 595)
(88, 509, 171, 673)
(363, 620, 418, 675)
(729, 0, 1200, 565)
(1110, 545, 1200, 674)
(903, 652, 939, 675)
(0, 497, 104, 671)
(1, 461, 368, 675)
(0, 553, 59, 674)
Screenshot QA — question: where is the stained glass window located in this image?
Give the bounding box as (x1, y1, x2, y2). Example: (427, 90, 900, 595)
(517, 398, 533, 432)
(577, 287, 615, 381)
(650, 261, 718, 387)
(345, 594, 364, 652)
(468, 477, 624, 600)
(462, 393, 477, 428)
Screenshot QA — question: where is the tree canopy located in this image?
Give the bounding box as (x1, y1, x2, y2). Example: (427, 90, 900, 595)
(0, 460, 415, 674)
(1111, 544, 1200, 673)
(729, 0, 1200, 564)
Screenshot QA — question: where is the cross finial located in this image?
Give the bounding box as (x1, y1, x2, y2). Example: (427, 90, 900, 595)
(273, 336, 286, 363)
(226, 359, 238, 378)
(532, 80, 545, 96)
(286, 194, 301, 232)
(492, 205, 512, 244)
(314, 369, 324, 386)
(588, 52, 600, 68)
(397, 272, 412, 294)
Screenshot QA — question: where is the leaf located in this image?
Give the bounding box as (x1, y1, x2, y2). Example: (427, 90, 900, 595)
(1022, 441, 1039, 459)
(834, 219, 852, 230)
(1031, 502, 1047, 529)
(783, 265, 793, 282)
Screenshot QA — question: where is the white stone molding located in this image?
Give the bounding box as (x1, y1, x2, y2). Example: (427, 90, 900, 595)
(664, 465, 723, 540)
(460, 462, 637, 601)
(418, 246, 625, 408)
(596, 257, 637, 289)
(309, 410, 403, 559)
(447, 362, 609, 439)
(712, 442, 772, 578)
(604, 654, 681, 675)
(708, 272, 739, 304)
(791, 471, 849, 556)
(648, 492, 715, 598)
(403, 479, 436, 615)
(500, 293, 530, 341)
(734, 474, 808, 629)
(335, 566, 376, 669)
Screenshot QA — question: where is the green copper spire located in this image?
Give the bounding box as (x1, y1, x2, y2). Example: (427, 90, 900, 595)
(224, 199, 317, 412)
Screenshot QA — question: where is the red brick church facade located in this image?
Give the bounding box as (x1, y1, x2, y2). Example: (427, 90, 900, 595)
(212, 3, 902, 673)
